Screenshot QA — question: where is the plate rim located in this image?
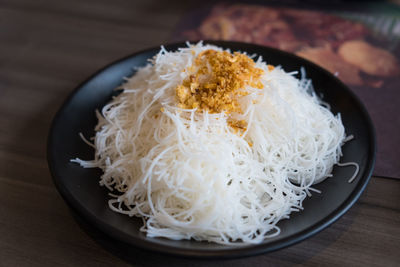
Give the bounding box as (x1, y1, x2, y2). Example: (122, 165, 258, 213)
(47, 40, 376, 258)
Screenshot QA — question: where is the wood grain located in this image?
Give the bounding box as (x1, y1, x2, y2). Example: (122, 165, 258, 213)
(0, 0, 399, 266)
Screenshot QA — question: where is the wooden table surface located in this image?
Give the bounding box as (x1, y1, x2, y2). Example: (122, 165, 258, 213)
(1, 1, 399, 266)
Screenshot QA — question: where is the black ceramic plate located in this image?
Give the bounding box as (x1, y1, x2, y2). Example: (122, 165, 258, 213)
(47, 41, 376, 259)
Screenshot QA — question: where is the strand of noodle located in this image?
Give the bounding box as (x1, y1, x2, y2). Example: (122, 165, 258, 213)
(78, 132, 96, 148)
(337, 162, 360, 183)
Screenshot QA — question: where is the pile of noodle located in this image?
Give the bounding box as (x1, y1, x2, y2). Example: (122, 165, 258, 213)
(73, 43, 349, 244)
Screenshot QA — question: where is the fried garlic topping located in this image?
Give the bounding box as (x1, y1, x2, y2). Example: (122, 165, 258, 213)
(176, 49, 265, 114)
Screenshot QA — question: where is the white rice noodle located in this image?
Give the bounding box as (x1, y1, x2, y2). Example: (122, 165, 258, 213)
(72, 43, 356, 245)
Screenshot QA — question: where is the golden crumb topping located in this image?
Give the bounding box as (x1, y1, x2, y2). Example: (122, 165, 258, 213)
(176, 49, 265, 114)
(175, 49, 273, 132)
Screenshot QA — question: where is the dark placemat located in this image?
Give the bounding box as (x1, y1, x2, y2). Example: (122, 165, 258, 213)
(172, 1, 400, 179)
